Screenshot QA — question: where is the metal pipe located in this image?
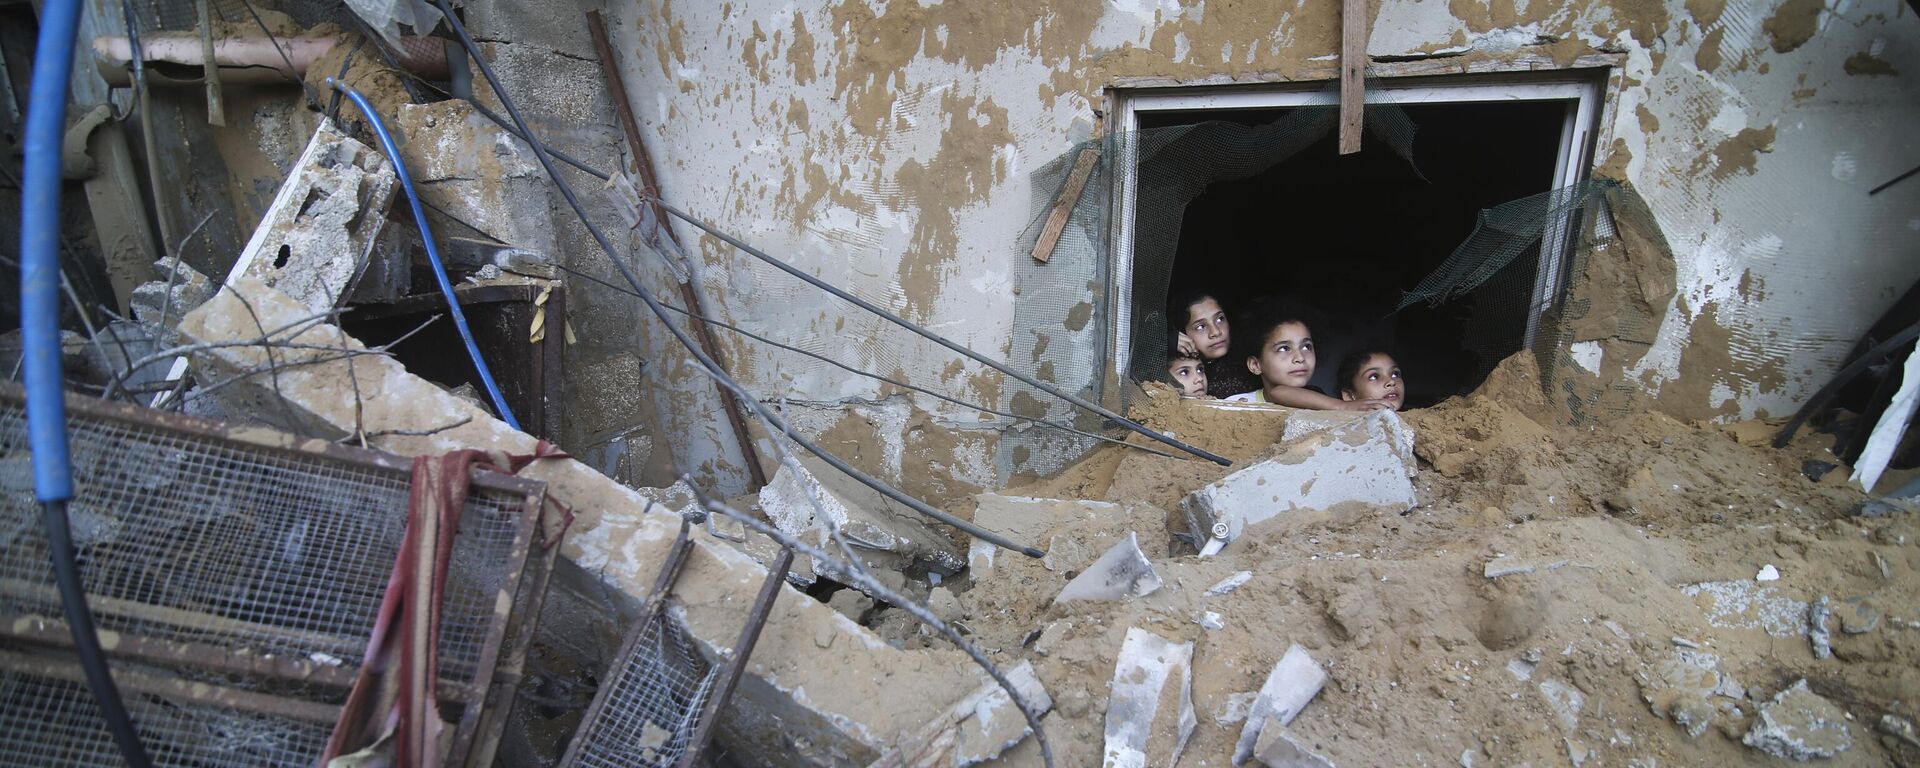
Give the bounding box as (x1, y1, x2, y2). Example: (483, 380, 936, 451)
(430, 0, 1046, 558)
(91, 32, 449, 85)
(327, 80, 522, 431)
(22, 0, 152, 762)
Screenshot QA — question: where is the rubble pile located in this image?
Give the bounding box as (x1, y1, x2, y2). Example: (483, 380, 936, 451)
(748, 354, 1920, 766)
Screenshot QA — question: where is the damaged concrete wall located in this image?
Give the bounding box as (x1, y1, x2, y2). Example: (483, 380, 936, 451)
(595, 0, 1917, 493)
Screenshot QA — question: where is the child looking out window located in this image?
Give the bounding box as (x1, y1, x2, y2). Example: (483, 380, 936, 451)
(1225, 305, 1392, 411)
(1168, 288, 1258, 398)
(1165, 330, 1210, 398)
(1337, 350, 1405, 411)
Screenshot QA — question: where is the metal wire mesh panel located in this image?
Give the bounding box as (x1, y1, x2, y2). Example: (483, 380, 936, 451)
(0, 666, 332, 767)
(0, 386, 549, 766)
(565, 614, 719, 768)
(0, 402, 523, 681)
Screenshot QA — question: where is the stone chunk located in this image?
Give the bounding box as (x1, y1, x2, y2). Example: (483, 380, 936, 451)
(1252, 717, 1335, 768)
(758, 457, 965, 587)
(1182, 410, 1416, 548)
(1234, 644, 1327, 765)
(1054, 532, 1162, 603)
(1743, 679, 1852, 760)
(231, 119, 397, 312)
(1840, 598, 1882, 634)
(1104, 628, 1196, 768)
(1809, 596, 1833, 659)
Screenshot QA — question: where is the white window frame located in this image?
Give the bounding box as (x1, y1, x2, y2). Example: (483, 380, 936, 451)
(1108, 74, 1605, 384)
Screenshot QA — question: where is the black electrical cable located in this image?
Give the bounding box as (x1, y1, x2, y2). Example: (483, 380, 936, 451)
(43, 500, 153, 766)
(430, 0, 1045, 559)
(652, 199, 1233, 467)
(380, 53, 1228, 467)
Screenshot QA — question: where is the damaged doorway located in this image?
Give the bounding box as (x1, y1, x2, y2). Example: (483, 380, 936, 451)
(1112, 74, 1605, 403)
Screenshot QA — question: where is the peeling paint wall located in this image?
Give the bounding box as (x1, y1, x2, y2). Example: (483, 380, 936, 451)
(600, 0, 1919, 494)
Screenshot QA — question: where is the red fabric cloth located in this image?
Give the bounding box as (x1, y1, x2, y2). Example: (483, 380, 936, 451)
(324, 443, 568, 767)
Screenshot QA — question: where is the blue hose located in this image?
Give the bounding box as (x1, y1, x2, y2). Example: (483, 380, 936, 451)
(326, 80, 520, 431)
(22, 1, 154, 764)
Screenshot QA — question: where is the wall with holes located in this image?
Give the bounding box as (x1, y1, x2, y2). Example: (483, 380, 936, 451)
(589, 0, 1920, 497)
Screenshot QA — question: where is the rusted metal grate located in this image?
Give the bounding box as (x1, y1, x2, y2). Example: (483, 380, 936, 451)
(0, 384, 559, 766)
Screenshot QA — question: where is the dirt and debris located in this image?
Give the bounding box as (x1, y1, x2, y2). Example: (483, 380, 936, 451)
(834, 353, 1920, 766)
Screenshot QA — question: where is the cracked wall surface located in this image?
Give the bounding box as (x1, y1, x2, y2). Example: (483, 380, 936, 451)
(591, 0, 1917, 495)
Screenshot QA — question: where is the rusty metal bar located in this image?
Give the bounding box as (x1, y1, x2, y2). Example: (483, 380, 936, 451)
(585, 8, 769, 491)
(0, 648, 341, 724)
(678, 546, 793, 768)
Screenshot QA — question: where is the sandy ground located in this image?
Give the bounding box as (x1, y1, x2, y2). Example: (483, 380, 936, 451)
(856, 354, 1919, 767)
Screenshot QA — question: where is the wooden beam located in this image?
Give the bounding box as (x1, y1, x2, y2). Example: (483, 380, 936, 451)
(1030, 147, 1100, 264)
(1339, 0, 1367, 154)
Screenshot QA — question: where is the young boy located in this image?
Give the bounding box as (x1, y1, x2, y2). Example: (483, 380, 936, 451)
(1165, 330, 1210, 398)
(1337, 350, 1405, 411)
(1167, 287, 1258, 398)
(1225, 306, 1391, 411)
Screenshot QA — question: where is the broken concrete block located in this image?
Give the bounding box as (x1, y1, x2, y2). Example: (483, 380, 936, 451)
(1252, 717, 1335, 768)
(1743, 679, 1852, 760)
(230, 119, 397, 312)
(758, 456, 965, 587)
(1281, 408, 1416, 456)
(1181, 410, 1416, 547)
(1054, 532, 1162, 603)
(394, 101, 560, 259)
(129, 257, 215, 326)
(1104, 627, 1196, 768)
(1234, 644, 1327, 765)
(1809, 595, 1833, 659)
(879, 661, 1052, 767)
(967, 494, 1120, 577)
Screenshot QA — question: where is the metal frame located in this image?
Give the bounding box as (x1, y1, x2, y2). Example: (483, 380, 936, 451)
(0, 382, 561, 767)
(1104, 68, 1610, 383)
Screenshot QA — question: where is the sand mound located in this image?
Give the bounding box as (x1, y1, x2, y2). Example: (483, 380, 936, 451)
(865, 354, 1920, 766)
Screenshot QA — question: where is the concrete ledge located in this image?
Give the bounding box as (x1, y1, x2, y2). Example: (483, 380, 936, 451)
(178, 275, 1035, 765)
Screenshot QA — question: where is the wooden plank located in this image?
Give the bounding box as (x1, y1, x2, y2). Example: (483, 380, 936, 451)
(1339, 0, 1367, 154)
(1029, 147, 1101, 264)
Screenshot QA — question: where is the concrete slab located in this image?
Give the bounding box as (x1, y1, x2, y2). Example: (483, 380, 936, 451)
(1234, 644, 1327, 765)
(175, 275, 1024, 766)
(1181, 410, 1416, 549)
(229, 119, 396, 312)
(758, 457, 967, 585)
(1104, 627, 1196, 768)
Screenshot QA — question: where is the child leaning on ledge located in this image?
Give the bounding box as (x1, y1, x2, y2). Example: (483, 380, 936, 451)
(1337, 349, 1405, 411)
(1165, 329, 1210, 398)
(1225, 304, 1392, 411)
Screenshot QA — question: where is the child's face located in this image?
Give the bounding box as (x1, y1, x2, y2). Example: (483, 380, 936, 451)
(1167, 357, 1208, 397)
(1344, 354, 1404, 411)
(1184, 298, 1231, 360)
(1247, 322, 1314, 389)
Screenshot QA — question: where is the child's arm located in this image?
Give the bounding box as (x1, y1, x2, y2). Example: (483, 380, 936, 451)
(1265, 385, 1390, 411)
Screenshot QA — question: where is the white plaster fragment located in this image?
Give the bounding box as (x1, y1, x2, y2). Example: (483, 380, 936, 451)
(1568, 341, 1604, 374)
(1105, 628, 1197, 768)
(1055, 532, 1163, 603)
(1234, 645, 1327, 765)
(1831, 151, 1857, 181)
